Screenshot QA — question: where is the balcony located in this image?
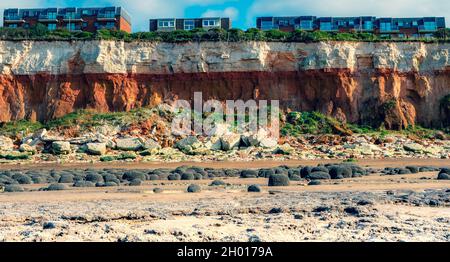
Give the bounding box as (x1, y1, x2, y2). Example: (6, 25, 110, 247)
(63, 14, 83, 22)
(379, 26, 400, 33)
(418, 25, 437, 32)
(38, 15, 58, 22)
(3, 15, 25, 23)
(97, 13, 117, 21)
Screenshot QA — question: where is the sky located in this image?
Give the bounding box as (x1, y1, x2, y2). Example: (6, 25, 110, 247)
(1, 0, 449, 32)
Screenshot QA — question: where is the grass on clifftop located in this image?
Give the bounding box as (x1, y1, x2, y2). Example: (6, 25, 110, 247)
(1, 24, 449, 43)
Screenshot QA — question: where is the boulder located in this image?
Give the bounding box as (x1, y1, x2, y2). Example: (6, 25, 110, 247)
(259, 137, 278, 148)
(220, 133, 241, 151)
(115, 138, 143, 151)
(175, 136, 203, 154)
(142, 139, 161, 151)
(86, 143, 107, 155)
(204, 136, 222, 151)
(404, 143, 424, 153)
(52, 141, 71, 155)
(273, 144, 294, 155)
(19, 144, 36, 154)
(0, 136, 14, 151)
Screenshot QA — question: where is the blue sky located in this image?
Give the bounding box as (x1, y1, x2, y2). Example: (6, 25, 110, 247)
(1, 0, 449, 32)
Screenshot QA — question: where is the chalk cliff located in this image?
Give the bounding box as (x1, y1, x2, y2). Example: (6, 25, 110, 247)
(0, 40, 449, 129)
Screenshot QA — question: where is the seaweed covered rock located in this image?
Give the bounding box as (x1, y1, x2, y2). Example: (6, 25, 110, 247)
(240, 169, 258, 178)
(148, 174, 160, 180)
(328, 166, 352, 179)
(258, 168, 274, 178)
(129, 179, 142, 186)
(308, 180, 322, 185)
(268, 174, 290, 187)
(209, 180, 226, 186)
(187, 184, 201, 193)
(46, 183, 67, 191)
(300, 166, 313, 178)
(4, 184, 24, 192)
(168, 173, 181, 180)
(306, 172, 331, 180)
(58, 174, 74, 183)
(437, 173, 450, 180)
(12, 174, 33, 184)
(181, 172, 195, 180)
(73, 181, 95, 187)
(153, 188, 163, 193)
(123, 171, 146, 181)
(247, 184, 261, 192)
(405, 166, 419, 174)
(85, 173, 104, 183)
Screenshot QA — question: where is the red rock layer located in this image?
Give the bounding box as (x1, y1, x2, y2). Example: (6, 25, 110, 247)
(0, 69, 449, 129)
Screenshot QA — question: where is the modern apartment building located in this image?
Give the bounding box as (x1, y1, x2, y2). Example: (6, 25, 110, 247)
(3, 7, 132, 33)
(256, 16, 446, 38)
(149, 17, 231, 32)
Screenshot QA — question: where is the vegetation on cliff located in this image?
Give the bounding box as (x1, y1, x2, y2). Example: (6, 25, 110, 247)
(0, 24, 449, 43)
(0, 107, 447, 140)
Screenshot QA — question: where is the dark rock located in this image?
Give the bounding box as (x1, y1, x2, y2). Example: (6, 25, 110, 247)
(437, 173, 450, 180)
(187, 184, 201, 193)
(247, 184, 261, 192)
(153, 188, 164, 193)
(306, 172, 331, 180)
(268, 174, 290, 186)
(240, 169, 258, 178)
(46, 183, 67, 191)
(308, 180, 321, 186)
(4, 184, 24, 192)
(209, 180, 226, 186)
(129, 179, 142, 186)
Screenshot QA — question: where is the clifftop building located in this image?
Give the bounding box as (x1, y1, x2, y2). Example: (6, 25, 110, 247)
(149, 17, 231, 31)
(3, 7, 131, 33)
(257, 16, 446, 38)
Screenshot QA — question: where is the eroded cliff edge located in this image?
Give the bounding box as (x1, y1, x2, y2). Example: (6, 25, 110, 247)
(0, 40, 449, 129)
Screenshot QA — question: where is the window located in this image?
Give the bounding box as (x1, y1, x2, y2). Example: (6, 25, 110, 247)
(48, 12, 57, 19)
(82, 10, 91, 15)
(363, 21, 373, 30)
(82, 22, 88, 28)
(300, 20, 313, 30)
(104, 11, 115, 18)
(337, 21, 345, 26)
(261, 21, 273, 30)
(158, 20, 175, 28)
(65, 12, 76, 19)
(8, 24, 17, 28)
(397, 21, 404, 27)
(320, 22, 332, 31)
(106, 22, 115, 29)
(184, 20, 195, 30)
(66, 23, 75, 31)
(203, 19, 219, 27)
(48, 23, 57, 30)
(278, 19, 289, 26)
(412, 21, 418, 26)
(423, 21, 437, 31)
(380, 22, 392, 32)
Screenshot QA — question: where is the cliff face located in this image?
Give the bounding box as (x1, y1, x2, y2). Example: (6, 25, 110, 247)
(0, 40, 449, 128)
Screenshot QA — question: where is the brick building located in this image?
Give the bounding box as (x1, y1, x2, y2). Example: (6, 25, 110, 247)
(256, 16, 446, 38)
(149, 17, 231, 32)
(3, 7, 131, 33)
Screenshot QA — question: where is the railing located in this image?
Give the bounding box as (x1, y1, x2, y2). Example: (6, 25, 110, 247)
(38, 15, 58, 20)
(63, 14, 83, 20)
(4, 15, 24, 21)
(418, 25, 437, 32)
(97, 13, 117, 19)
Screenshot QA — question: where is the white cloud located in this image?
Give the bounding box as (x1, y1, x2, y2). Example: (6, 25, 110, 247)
(201, 7, 239, 20)
(247, 0, 450, 27)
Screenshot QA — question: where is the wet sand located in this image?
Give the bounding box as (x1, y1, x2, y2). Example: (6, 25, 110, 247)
(0, 169, 449, 242)
(1, 158, 449, 171)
